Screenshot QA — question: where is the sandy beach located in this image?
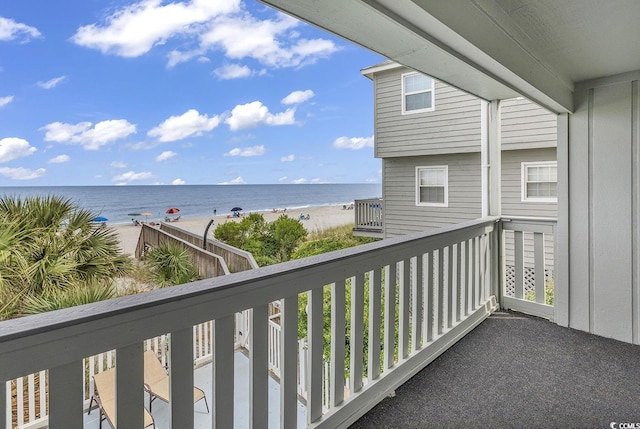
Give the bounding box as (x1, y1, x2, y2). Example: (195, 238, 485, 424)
(113, 205, 356, 256)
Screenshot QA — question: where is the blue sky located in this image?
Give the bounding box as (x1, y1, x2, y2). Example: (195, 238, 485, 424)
(0, 0, 384, 186)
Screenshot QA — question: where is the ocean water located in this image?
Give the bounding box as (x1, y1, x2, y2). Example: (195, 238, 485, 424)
(0, 184, 381, 225)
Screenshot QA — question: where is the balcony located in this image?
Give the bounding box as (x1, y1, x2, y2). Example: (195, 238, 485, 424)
(2, 217, 567, 428)
(352, 198, 384, 238)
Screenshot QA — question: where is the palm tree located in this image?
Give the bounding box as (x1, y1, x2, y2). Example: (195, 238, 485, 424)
(0, 195, 131, 319)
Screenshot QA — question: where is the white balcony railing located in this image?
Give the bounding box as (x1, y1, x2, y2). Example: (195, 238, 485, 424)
(2, 217, 511, 428)
(353, 198, 383, 236)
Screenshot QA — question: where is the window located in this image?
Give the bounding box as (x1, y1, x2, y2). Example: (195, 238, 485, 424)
(522, 161, 557, 202)
(416, 166, 448, 206)
(402, 72, 434, 114)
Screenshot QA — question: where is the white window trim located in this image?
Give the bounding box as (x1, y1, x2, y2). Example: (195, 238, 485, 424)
(521, 161, 558, 203)
(401, 72, 435, 115)
(416, 165, 448, 207)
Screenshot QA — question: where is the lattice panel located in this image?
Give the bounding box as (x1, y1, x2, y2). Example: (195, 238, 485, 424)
(504, 265, 552, 298)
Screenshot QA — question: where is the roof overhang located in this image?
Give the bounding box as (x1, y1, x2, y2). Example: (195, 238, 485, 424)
(260, 0, 640, 115)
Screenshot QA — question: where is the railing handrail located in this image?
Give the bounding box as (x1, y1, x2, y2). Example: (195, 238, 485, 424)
(501, 216, 557, 223)
(354, 198, 382, 203)
(500, 216, 556, 234)
(135, 223, 231, 275)
(0, 216, 499, 381)
(160, 222, 260, 270)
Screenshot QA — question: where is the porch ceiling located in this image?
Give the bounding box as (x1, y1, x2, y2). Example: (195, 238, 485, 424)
(259, 0, 640, 114)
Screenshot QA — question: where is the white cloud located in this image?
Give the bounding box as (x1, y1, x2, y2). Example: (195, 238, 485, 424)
(126, 141, 156, 151)
(280, 154, 295, 162)
(291, 178, 307, 184)
(0, 137, 37, 162)
(37, 76, 66, 89)
(218, 176, 246, 185)
(47, 154, 70, 164)
(333, 136, 374, 150)
(224, 145, 265, 157)
(42, 119, 137, 150)
(0, 17, 41, 42)
(71, 0, 240, 57)
(155, 150, 176, 161)
(281, 90, 314, 105)
(200, 14, 338, 69)
(111, 161, 127, 168)
(171, 178, 186, 185)
(278, 176, 288, 182)
(148, 109, 219, 142)
(112, 170, 154, 183)
(167, 49, 199, 68)
(225, 101, 295, 131)
(0, 167, 46, 180)
(69, 1, 338, 70)
(213, 63, 252, 80)
(0, 96, 14, 107)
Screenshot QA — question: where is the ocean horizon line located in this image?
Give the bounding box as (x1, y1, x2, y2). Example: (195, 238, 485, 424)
(1, 182, 378, 189)
(2, 183, 381, 226)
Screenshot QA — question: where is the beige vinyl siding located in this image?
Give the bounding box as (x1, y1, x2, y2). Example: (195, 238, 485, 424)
(501, 148, 558, 218)
(501, 98, 557, 150)
(374, 68, 482, 158)
(383, 153, 481, 238)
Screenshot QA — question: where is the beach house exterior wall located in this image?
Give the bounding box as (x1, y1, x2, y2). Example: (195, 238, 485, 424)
(372, 65, 482, 158)
(363, 63, 558, 239)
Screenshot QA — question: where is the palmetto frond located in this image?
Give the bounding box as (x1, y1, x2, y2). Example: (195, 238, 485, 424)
(0, 194, 131, 318)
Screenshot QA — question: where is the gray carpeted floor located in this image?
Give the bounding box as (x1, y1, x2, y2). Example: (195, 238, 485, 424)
(350, 311, 640, 429)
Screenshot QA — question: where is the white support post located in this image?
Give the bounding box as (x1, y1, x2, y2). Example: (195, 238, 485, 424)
(555, 112, 570, 327)
(488, 99, 502, 217)
(481, 100, 489, 217)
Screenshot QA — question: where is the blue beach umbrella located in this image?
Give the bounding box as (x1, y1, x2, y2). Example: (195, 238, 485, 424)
(91, 216, 108, 223)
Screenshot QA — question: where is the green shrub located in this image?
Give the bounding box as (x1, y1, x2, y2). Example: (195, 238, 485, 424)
(21, 282, 116, 315)
(145, 242, 199, 287)
(524, 278, 554, 305)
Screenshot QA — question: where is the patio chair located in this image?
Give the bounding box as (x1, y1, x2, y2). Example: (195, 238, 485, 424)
(88, 368, 155, 429)
(143, 350, 209, 413)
